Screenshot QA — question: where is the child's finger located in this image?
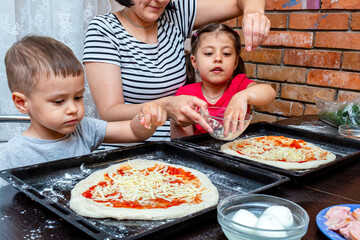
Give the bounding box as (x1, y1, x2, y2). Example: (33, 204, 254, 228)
(223, 108, 235, 135)
(138, 112, 149, 129)
(231, 118, 239, 133)
(238, 112, 246, 132)
(144, 109, 153, 129)
(222, 112, 231, 136)
(223, 118, 230, 136)
(160, 108, 167, 126)
(138, 113, 145, 124)
(154, 106, 163, 126)
(230, 113, 239, 133)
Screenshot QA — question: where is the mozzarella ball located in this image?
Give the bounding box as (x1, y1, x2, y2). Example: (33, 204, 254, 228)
(263, 205, 294, 228)
(256, 214, 285, 230)
(256, 214, 287, 237)
(232, 209, 258, 227)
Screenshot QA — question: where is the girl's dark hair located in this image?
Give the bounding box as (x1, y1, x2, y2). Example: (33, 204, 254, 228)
(186, 23, 245, 85)
(115, 0, 175, 10)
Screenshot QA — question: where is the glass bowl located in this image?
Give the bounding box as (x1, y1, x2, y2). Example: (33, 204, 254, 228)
(217, 194, 309, 240)
(200, 107, 252, 141)
(338, 124, 360, 140)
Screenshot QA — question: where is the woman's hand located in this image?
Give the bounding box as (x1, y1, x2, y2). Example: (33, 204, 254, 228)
(195, 0, 270, 51)
(242, 12, 270, 52)
(164, 95, 213, 133)
(139, 102, 167, 129)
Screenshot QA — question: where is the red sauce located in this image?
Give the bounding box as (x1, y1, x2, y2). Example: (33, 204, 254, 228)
(82, 187, 94, 198)
(166, 166, 196, 181)
(98, 181, 108, 187)
(289, 140, 304, 149)
(169, 179, 184, 185)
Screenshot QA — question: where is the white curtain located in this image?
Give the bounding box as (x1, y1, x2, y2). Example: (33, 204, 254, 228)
(0, 0, 111, 141)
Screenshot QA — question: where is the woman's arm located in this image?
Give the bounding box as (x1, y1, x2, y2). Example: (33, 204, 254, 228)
(85, 62, 213, 132)
(195, 0, 270, 51)
(85, 62, 143, 121)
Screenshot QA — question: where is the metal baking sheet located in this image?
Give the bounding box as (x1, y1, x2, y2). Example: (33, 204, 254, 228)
(173, 122, 360, 184)
(0, 141, 288, 240)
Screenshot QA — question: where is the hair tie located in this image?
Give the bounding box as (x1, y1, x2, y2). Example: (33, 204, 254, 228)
(194, 32, 198, 37)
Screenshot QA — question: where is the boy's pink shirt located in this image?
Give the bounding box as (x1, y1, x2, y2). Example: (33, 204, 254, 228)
(175, 74, 254, 135)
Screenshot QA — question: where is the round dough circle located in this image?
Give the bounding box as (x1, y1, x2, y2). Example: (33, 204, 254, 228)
(221, 136, 336, 170)
(69, 159, 219, 220)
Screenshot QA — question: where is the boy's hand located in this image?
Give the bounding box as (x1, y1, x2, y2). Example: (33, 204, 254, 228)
(139, 102, 167, 129)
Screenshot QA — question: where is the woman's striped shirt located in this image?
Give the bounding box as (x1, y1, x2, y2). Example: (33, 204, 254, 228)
(83, 0, 197, 141)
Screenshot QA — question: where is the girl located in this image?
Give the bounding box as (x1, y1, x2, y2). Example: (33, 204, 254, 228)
(171, 23, 276, 138)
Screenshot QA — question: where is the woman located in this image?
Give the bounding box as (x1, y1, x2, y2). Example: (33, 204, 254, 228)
(84, 0, 270, 141)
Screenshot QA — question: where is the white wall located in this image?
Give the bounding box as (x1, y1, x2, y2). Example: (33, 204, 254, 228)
(109, 0, 123, 11)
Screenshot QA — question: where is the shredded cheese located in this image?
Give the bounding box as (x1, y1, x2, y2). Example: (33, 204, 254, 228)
(229, 136, 327, 162)
(86, 163, 208, 207)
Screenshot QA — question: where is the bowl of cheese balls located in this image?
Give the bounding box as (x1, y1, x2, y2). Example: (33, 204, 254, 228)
(217, 194, 309, 240)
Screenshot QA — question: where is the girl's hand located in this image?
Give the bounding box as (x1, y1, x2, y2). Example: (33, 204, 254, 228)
(223, 93, 249, 135)
(166, 95, 213, 133)
(139, 102, 167, 129)
(242, 12, 270, 52)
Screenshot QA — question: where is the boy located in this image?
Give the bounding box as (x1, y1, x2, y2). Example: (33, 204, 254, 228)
(0, 35, 167, 187)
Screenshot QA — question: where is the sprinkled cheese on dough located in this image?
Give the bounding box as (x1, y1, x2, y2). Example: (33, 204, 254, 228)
(81, 163, 208, 209)
(228, 136, 327, 162)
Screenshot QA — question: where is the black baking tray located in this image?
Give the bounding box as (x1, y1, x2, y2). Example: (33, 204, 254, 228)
(173, 122, 360, 184)
(0, 141, 288, 240)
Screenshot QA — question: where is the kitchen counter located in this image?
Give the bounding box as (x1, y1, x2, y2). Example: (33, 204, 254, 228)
(0, 115, 359, 240)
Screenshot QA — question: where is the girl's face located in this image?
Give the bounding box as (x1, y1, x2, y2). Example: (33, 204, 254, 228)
(191, 32, 239, 86)
(129, 0, 170, 23)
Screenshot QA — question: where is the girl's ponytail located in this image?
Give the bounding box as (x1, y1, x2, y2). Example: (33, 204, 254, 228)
(185, 50, 196, 85)
(233, 54, 246, 77)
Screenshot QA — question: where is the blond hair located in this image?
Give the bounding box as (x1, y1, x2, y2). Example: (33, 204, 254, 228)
(5, 35, 84, 96)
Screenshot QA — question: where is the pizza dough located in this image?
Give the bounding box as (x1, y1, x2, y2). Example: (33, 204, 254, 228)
(221, 136, 336, 170)
(69, 159, 219, 220)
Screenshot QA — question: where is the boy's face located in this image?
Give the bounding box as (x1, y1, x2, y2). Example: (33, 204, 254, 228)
(25, 74, 85, 139)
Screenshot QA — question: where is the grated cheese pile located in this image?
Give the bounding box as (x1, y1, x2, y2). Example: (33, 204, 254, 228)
(88, 162, 208, 207)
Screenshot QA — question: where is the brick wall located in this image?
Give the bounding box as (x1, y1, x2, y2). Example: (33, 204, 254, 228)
(224, 0, 360, 123)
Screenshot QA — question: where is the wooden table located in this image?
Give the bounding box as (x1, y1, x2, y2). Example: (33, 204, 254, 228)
(1, 115, 359, 240)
